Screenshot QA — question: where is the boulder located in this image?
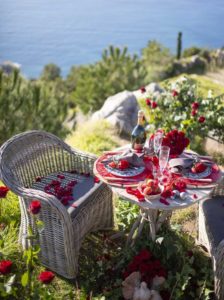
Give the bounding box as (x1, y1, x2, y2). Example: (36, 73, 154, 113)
(92, 90, 139, 136)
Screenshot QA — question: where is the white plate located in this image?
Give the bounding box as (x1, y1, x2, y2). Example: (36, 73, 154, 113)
(105, 164, 145, 177)
(183, 166, 212, 180)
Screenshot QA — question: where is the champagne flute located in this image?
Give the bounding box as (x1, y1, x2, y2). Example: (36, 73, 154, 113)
(153, 132, 163, 155)
(159, 146, 170, 173)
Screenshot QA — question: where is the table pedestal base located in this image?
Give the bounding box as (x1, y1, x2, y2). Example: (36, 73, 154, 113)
(126, 208, 172, 246)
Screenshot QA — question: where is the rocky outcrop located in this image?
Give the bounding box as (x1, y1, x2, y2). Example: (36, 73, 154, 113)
(91, 84, 164, 136)
(92, 90, 140, 136)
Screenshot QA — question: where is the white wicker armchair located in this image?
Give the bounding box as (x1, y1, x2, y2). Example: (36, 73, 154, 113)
(0, 131, 113, 279)
(198, 175, 224, 300)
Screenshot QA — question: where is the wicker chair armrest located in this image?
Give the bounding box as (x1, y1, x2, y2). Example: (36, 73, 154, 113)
(16, 186, 70, 220)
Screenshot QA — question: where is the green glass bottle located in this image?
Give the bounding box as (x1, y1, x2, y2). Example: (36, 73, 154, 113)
(131, 110, 146, 152)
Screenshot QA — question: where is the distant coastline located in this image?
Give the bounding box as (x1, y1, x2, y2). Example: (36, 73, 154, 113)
(1, 0, 224, 77)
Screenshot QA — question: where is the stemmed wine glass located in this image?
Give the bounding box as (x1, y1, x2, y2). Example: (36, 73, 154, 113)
(153, 132, 163, 155)
(159, 146, 170, 185)
(159, 145, 170, 173)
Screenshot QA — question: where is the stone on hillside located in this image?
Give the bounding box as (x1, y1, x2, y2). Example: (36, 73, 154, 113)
(92, 90, 139, 135)
(133, 82, 164, 99)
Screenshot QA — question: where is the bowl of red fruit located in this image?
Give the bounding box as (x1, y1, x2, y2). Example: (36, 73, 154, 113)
(138, 179, 162, 201)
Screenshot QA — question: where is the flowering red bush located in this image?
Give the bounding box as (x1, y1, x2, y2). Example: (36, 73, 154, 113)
(162, 129, 190, 156)
(29, 200, 41, 214)
(0, 186, 9, 198)
(0, 260, 13, 275)
(38, 271, 55, 284)
(123, 249, 166, 287)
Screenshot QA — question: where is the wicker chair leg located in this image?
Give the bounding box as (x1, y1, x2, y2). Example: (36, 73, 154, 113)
(214, 240, 224, 300)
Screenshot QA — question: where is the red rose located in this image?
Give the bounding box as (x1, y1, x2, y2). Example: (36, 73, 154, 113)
(191, 102, 199, 110)
(29, 200, 41, 214)
(145, 98, 151, 106)
(140, 86, 146, 93)
(173, 181, 186, 192)
(0, 186, 9, 198)
(161, 189, 173, 199)
(198, 116, 205, 123)
(137, 249, 151, 261)
(191, 110, 197, 116)
(191, 162, 207, 173)
(94, 176, 100, 183)
(0, 260, 12, 275)
(172, 90, 178, 97)
(151, 101, 157, 109)
(38, 271, 55, 284)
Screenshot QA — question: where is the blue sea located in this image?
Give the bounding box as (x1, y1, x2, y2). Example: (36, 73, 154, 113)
(1, 0, 224, 78)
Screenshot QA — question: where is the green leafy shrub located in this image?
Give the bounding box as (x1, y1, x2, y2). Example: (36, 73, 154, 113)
(141, 40, 174, 82)
(182, 47, 202, 58)
(40, 63, 61, 81)
(139, 76, 224, 143)
(0, 70, 70, 145)
(70, 46, 146, 113)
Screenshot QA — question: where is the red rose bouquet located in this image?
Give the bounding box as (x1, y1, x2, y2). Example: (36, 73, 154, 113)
(162, 129, 190, 156)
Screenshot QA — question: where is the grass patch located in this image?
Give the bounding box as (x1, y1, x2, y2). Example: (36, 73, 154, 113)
(66, 120, 120, 155)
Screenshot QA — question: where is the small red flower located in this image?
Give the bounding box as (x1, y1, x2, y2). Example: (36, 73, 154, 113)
(0, 260, 12, 275)
(140, 86, 146, 93)
(192, 162, 207, 173)
(193, 194, 198, 199)
(29, 200, 41, 214)
(57, 174, 65, 179)
(198, 116, 205, 123)
(145, 98, 151, 106)
(0, 186, 9, 198)
(151, 101, 157, 109)
(191, 102, 199, 110)
(38, 271, 55, 284)
(191, 110, 197, 116)
(172, 90, 178, 97)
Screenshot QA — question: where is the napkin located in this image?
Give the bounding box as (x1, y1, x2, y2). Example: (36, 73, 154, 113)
(103, 149, 145, 167)
(169, 158, 194, 173)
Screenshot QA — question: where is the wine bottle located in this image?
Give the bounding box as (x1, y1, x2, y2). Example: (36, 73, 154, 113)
(131, 110, 146, 152)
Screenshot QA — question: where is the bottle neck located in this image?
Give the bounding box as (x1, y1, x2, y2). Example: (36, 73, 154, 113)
(137, 116, 144, 126)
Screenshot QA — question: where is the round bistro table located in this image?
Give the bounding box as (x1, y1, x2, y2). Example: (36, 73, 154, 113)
(94, 145, 221, 245)
(111, 185, 214, 245)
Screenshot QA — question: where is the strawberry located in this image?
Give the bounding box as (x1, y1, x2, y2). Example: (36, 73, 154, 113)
(108, 161, 117, 168)
(191, 162, 207, 173)
(118, 160, 130, 170)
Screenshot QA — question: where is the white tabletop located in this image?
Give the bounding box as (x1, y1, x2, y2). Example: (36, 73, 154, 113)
(112, 186, 213, 211)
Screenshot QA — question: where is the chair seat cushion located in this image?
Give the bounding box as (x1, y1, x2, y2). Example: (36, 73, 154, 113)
(200, 196, 224, 249)
(32, 171, 102, 218)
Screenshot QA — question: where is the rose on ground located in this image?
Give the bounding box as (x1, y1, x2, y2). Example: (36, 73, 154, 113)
(38, 271, 55, 284)
(0, 186, 9, 198)
(0, 260, 13, 275)
(29, 200, 41, 214)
